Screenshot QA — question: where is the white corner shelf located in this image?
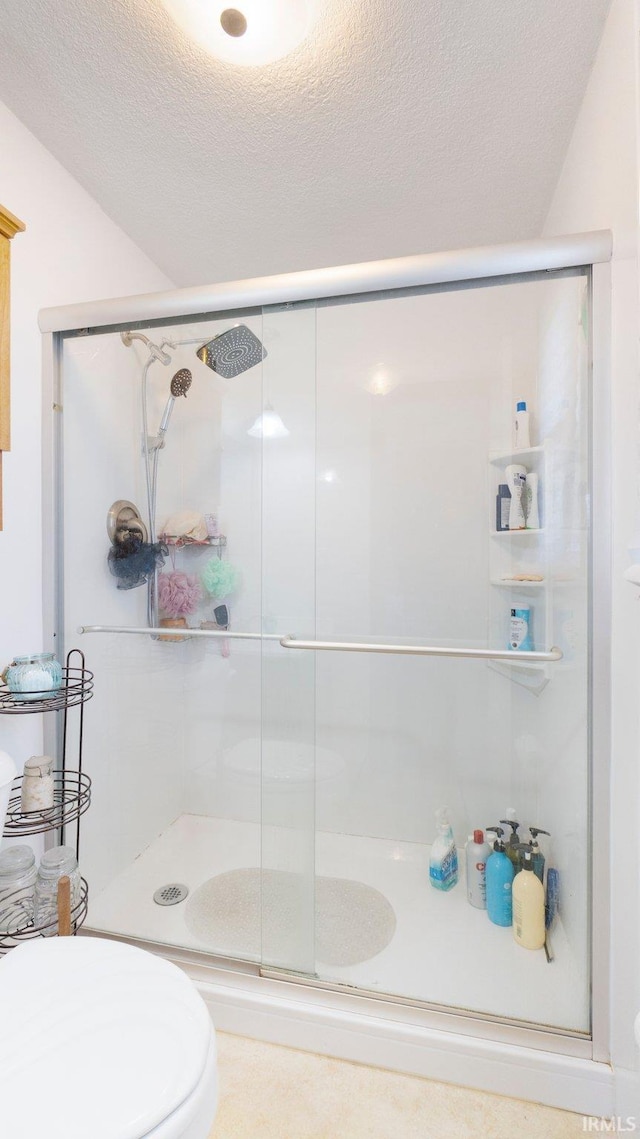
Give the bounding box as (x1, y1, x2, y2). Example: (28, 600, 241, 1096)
(489, 445, 545, 466)
(490, 528, 544, 537)
(487, 658, 550, 694)
(488, 440, 549, 693)
(490, 579, 545, 589)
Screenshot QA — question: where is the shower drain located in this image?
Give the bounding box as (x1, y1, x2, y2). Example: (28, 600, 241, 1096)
(153, 883, 189, 906)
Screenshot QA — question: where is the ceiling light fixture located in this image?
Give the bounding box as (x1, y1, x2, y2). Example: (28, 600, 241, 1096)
(160, 0, 317, 66)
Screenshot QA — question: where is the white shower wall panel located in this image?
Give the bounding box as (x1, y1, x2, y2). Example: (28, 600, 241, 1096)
(310, 285, 540, 845)
(62, 335, 186, 894)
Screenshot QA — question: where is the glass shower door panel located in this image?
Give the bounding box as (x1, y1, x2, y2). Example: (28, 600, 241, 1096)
(260, 304, 317, 973)
(308, 272, 590, 1033)
(62, 314, 266, 963)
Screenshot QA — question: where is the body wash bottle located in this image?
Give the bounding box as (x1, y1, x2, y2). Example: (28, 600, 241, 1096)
(429, 807, 458, 892)
(466, 829, 490, 909)
(514, 400, 531, 449)
(485, 826, 514, 926)
(509, 607, 533, 651)
(512, 849, 545, 949)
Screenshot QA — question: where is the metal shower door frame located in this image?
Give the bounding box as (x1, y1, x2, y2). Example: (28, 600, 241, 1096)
(40, 232, 612, 1065)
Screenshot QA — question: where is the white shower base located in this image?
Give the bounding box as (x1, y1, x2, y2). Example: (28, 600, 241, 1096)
(87, 813, 587, 1033)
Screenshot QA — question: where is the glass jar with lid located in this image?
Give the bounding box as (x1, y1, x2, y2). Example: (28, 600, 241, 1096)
(21, 755, 55, 813)
(2, 653, 62, 702)
(0, 845, 37, 933)
(34, 846, 81, 935)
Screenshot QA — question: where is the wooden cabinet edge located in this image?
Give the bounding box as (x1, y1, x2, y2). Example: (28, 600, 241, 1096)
(0, 206, 26, 241)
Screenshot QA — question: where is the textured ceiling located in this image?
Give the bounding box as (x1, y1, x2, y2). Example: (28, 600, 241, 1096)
(0, 0, 610, 287)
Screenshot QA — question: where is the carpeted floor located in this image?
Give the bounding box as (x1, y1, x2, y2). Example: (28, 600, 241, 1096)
(210, 1032, 588, 1138)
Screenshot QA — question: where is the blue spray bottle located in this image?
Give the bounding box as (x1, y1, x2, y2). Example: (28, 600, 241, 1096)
(485, 826, 515, 927)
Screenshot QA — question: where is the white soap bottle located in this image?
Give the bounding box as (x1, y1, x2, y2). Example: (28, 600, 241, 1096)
(466, 829, 491, 909)
(512, 849, 545, 949)
(515, 400, 531, 450)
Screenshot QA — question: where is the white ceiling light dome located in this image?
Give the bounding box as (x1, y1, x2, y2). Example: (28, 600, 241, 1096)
(160, 0, 318, 66)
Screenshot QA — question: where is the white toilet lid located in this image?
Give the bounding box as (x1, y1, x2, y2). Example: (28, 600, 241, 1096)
(0, 936, 213, 1139)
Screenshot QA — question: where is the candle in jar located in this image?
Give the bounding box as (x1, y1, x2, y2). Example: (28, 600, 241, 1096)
(21, 755, 55, 812)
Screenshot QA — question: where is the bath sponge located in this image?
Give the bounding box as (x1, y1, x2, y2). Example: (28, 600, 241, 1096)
(108, 535, 167, 590)
(201, 558, 239, 599)
(158, 571, 202, 617)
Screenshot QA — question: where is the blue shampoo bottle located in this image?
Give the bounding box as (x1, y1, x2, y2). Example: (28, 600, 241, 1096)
(485, 826, 515, 926)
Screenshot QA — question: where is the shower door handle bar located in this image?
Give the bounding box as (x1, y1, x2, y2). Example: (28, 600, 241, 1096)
(77, 625, 282, 642)
(279, 637, 563, 662)
(77, 627, 563, 661)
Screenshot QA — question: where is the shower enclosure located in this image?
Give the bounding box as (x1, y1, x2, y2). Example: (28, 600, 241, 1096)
(41, 233, 611, 1079)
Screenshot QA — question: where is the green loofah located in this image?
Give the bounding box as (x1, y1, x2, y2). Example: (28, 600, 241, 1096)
(201, 558, 239, 599)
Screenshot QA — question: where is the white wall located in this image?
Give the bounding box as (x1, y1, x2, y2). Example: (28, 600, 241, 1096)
(0, 99, 172, 830)
(544, 0, 640, 1107)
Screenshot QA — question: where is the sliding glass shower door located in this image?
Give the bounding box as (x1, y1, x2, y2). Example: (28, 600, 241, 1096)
(60, 261, 591, 1037)
(260, 268, 591, 1033)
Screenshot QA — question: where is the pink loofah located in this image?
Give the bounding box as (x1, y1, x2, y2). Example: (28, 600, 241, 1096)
(158, 571, 202, 617)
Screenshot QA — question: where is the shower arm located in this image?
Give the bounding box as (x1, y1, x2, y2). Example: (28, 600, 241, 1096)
(77, 626, 562, 661)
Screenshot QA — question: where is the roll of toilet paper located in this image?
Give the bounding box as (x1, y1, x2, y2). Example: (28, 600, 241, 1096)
(0, 750, 17, 834)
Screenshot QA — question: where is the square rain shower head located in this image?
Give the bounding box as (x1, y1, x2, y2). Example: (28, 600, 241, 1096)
(196, 324, 266, 379)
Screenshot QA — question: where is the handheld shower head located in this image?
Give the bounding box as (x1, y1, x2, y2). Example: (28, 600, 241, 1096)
(158, 369, 193, 435)
(196, 325, 266, 379)
(171, 368, 192, 397)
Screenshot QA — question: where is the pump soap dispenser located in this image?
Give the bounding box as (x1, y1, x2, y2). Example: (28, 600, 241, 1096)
(526, 827, 550, 883)
(512, 848, 545, 950)
(500, 818, 522, 870)
(485, 827, 515, 927)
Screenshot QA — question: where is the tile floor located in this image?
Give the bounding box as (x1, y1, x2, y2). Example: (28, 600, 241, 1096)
(210, 1032, 587, 1139)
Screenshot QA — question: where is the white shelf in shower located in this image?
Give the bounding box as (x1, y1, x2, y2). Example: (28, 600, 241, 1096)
(490, 528, 544, 537)
(487, 658, 550, 694)
(489, 445, 545, 466)
(490, 579, 545, 588)
(489, 441, 550, 691)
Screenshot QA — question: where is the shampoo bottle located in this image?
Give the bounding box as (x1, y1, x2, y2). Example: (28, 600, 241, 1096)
(495, 484, 511, 532)
(505, 465, 527, 530)
(514, 400, 531, 449)
(512, 849, 545, 949)
(466, 829, 490, 909)
(429, 807, 458, 892)
(485, 827, 514, 926)
(509, 607, 533, 651)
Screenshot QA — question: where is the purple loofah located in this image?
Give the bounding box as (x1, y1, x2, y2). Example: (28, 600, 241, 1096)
(158, 571, 202, 617)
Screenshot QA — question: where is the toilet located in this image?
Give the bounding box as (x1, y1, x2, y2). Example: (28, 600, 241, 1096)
(0, 936, 218, 1138)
